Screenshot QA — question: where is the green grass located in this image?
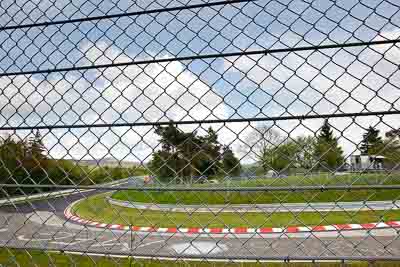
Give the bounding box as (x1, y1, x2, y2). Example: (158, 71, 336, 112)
(216, 173, 400, 187)
(73, 194, 400, 228)
(112, 173, 400, 205)
(0, 248, 127, 266)
(111, 188, 400, 205)
(148, 173, 400, 189)
(1, 248, 400, 267)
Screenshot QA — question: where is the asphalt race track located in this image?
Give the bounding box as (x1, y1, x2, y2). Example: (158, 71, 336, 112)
(1, 186, 400, 261)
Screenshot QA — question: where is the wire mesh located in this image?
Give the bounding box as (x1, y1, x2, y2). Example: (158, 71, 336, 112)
(0, 0, 400, 266)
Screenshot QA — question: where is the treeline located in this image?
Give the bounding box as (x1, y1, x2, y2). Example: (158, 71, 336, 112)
(267, 119, 344, 171)
(0, 131, 147, 197)
(2, 120, 399, 195)
(148, 121, 400, 180)
(244, 119, 400, 173)
(149, 124, 241, 182)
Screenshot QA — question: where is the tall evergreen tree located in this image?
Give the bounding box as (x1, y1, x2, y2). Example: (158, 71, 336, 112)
(314, 119, 344, 170)
(222, 146, 241, 176)
(29, 130, 46, 161)
(319, 119, 335, 143)
(197, 127, 222, 176)
(148, 151, 177, 181)
(360, 126, 383, 155)
(155, 123, 181, 153)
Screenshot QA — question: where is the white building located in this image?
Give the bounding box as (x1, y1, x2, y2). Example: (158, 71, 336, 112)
(350, 155, 385, 171)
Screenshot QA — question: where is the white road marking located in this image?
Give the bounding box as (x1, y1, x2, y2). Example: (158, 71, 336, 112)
(18, 232, 76, 242)
(136, 240, 166, 248)
(171, 241, 228, 255)
(17, 232, 131, 250)
(50, 238, 91, 246)
(90, 239, 129, 251)
(27, 211, 66, 226)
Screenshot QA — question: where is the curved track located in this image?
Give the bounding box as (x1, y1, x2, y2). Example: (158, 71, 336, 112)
(1, 187, 400, 260)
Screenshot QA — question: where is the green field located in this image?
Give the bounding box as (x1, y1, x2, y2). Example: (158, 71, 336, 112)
(1, 248, 399, 267)
(156, 173, 400, 187)
(112, 173, 400, 205)
(112, 188, 400, 205)
(212, 173, 400, 187)
(72, 193, 400, 228)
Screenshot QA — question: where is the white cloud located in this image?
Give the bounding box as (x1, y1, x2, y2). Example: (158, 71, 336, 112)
(0, 41, 229, 161)
(222, 29, 400, 157)
(1, 27, 400, 163)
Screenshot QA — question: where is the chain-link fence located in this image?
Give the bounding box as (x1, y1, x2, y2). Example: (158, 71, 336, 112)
(0, 0, 400, 265)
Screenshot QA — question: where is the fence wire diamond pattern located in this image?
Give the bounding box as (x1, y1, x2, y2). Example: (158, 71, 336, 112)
(0, 0, 400, 266)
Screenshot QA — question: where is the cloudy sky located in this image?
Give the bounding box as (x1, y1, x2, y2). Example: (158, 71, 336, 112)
(0, 0, 399, 163)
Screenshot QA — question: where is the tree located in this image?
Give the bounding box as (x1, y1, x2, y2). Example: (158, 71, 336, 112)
(314, 119, 344, 170)
(29, 130, 46, 161)
(197, 127, 222, 176)
(240, 125, 319, 172)
(149, 150, 178, 181)
(386, 129, 400, 139)
(222, 146, 241, 176)
(263, 140, 298, 172)
(319, 119, 335, 143)
(360, 126, 383, 155)
(154, 124, 201, 180)
(240, 125, 283, 171)
(149, 124, 241, 182)
(0, 134, 48, 195)
(0, 135, 24, 177)
(375, 129, 400, 168)
(293, 136, 318, 169)
(380, 138, 400, 167)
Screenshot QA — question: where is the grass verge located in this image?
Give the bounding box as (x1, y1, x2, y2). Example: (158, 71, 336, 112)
(1, 249, 400, 266)
(112, 189, 400, 205)
(112, 174, 400, 205)
(73, 194, 400, 228)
